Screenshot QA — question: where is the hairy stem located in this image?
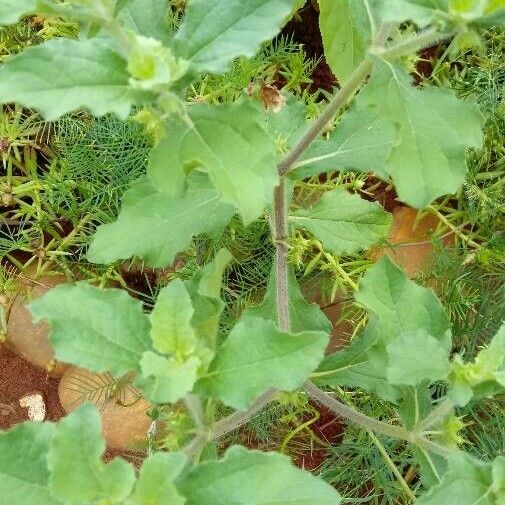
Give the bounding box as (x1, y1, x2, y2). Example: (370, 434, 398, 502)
(210, 389, 278, 440)
(415, 398, 455, 433)
(197, 23, 461, 453)
(303, 381, 412, 441)
(273, 178, 290, 332)
(184, 394, 205, 429)
(376, 27, 456, 61)
(276, 59, 373, 177)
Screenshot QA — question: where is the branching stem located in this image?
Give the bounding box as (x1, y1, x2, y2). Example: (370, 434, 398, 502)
(193, 22, 460, 460)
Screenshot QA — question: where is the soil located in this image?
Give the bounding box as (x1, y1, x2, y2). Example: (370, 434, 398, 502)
(0, 344, 64, 429)
(280, 1, 337, 93)
(293, 403, 345, 471)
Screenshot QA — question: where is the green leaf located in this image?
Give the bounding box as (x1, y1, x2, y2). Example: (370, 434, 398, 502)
(315, 322, 401, 401)
(416, 453, 496, 505)
(87, 172, 235, 268)
(149, 102, 277, 224)
(0, 423, 59, 505)
(412, 445, 447, 489)
(355, 257, 450, 344)
(316, 257, 450, 401)
(264, 97, 308, 156)
(179, 445, 341, 505)
(448, 322, 505, 406)
(492, 457, 505, 503)
(148, 128, 188, 198)
(245, 266, 331, 334)
(195, 249, 233, 299)
(137, 352, 200, 404)
(318, 0, 372, 81)
(448, 0, 505, 21)
(118, 0, 172, 44)
(0, 38, 137, 121)
(373, 0, 448, 26)
(29, 283, 151, 376)
(356, 61, 483, 208)
(128, 452, 186, 505)
(173, 0, 298, 74)
(48, 404, 135, 504)
(290, 189, 392, 255)
(197, 315, 328, 410)
(292, 107, 397, 180)
(0, 0, 36, 25)
(398, 384, 435, 429)
(185, 249, 233, 349)
(387, 330, 451, 386)
(150, 279, 197, 357)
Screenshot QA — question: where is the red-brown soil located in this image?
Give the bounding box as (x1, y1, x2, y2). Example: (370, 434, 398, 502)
(280, 1, 337, 93)
(293, 403, 345, 471)
(0, 344, 64, 429)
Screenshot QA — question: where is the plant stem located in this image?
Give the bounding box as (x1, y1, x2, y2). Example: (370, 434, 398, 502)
(376, 28, 456, 60)
(276, 58, 373, 177)
(303, 381, 413, 441)
(273, 178, 290, 332)
(415, 398, 455, 433)
(184, 394, 205, 429)
(198, 23, 462, 455)
(183, 432, 209, 460)
(210, 389, 278, 440)
(276, 23, 393, 178)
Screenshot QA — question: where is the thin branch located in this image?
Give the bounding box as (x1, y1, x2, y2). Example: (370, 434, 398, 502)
(367, 429, 416, 502)
(273, 178, 290, 332)
(303, 381, 412, 441)
(415, 398, 455, 433)
(375, 27, 456, 61)
(210, 389, 278, 440)
(304, 381, 456, 458)
(276, 58, 373, 177)
(184, 394, 206, 429)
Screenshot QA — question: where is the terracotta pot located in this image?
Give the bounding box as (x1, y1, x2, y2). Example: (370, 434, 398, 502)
(59, 366, 152, 450)
(301, 276, 353, 353)
(370, 206, 454, 278)
(6, 271, 70, 376)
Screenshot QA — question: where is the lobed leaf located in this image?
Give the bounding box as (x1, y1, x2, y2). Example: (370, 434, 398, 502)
(149, 102, 278, 224)
(355, 257, 450, 344)
(355, 61, 483, 209)
(128, 452, 186, 505)
(318, 0, 372, 81)
(0, 0, 36, 25)
(48, 404, 136, 504)
(150, 279, 198, 357)
(29, 283, 151, 376)
(0, 38, 137, 121)
(290, 189, 393, 255)
(87, 172, 235, 268)
(173, 0, 299, 74)
(387, 330, 451, 386)
(292, 107, 397, 180)
(137, 352, 200, 404)
(416, 453, 503, 505)
(0, 423, 58, 505)
(185, 249, 233, 349)
(373, 0, 448, 26)
(197, 315, 329, 410)
(178, 445, 341, 505)
(118, 0, 172, 44)
(316, 257, 450, 401)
